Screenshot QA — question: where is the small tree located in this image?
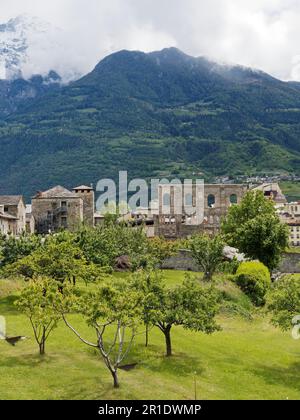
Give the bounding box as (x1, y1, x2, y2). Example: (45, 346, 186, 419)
(59, 280, 142, 388)
(137, 272, 220, 356)
(11, 233, 101, 286)
(221, 190, 289, 270)
(15, 277, 61, 355)
(267, 276, 300, 331)
(146, 237, 180, 268)
(76, 223, 149, 271)
(131, 270, 164, 347)
(0, 233, 41, 268)
(189, 234, 224, 281)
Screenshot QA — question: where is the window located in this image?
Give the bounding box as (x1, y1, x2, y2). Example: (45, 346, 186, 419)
(61, 201, 67, 208)
(185, 193, 193, 206)
(4, 206, 8, 212)
(163, 193, 170, 206)
(230, 194, 238, 204)
(207, 194, 215, 208)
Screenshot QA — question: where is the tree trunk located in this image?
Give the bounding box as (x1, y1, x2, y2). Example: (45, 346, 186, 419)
(39, 341, 45, 355)
(39, 328, 46, 355)
(145, 324, 149, 347)
(204, 271, 212, 281)
(164, 326, 172, 357)
(112, 370, 119, 388)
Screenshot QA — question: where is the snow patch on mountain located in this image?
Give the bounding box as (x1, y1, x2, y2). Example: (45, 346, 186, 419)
(0, 14, 80, 82)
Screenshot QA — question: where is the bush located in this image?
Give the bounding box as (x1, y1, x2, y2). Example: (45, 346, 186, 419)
(219, 257, 240, 275)
(235, 261, 271, 306)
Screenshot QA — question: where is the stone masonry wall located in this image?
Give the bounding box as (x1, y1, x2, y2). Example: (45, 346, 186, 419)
(161, 250, 300, 274)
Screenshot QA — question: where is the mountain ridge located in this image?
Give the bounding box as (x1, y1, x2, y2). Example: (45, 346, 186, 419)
(0, 47, 300, 199)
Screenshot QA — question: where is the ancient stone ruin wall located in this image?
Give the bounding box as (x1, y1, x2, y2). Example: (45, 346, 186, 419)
(279, 253, 300, 273)
(155, 184, 248, 239)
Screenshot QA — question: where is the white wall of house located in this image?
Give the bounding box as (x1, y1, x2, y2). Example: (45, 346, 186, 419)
(0, 216, 10, 235)
(289, 225, 300, 246)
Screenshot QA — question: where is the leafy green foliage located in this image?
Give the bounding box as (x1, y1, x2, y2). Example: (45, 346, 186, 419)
(59, 278, 143, 388)
(146, 236, 180, 268)
(267, 275, 300, 331)
(0, 233, 42, 268)
(76, 224, 149, 271)
(189, 234, 224, 280)
(76, 224, 179, 271)
(1, 270, 300, 399)
(235, 261, 271, 306)
(221, 190, 289, 270)
(133, 270, 220, 356)
(10, 232, 101, 284)
(15, 277, 61, 354)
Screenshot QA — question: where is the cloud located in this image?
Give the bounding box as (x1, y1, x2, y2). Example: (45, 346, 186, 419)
(1, 0, 300, 81)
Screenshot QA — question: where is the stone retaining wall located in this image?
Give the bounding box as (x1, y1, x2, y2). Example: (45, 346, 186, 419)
(161, 250, 300, 274)
(279, 253, 300, 273)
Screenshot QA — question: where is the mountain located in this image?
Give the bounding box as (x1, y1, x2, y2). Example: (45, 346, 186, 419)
(0, 71, 61, 117)
(0, 15, 57, 80)
(0, 47, 300, 199)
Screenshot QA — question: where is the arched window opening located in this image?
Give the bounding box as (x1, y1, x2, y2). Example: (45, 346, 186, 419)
(185, 193, 193, 206)
(230, 194, 238, 205)
(207, 194, 215, 208)
(163, 193, 170, 206)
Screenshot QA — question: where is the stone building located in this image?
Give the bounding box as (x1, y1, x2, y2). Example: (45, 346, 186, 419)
(72, 185, 95, 227)
(282, 201, 300, 218)
(0, 211, 18, 236)
(252, 183, 286, 204)
(25, 205, 35, 234)
(0, 195, 26, 236)
(287, 220, 300, 247)
(278, 201, 300, 247)
(154, 183, 248, 239)
(32, 185, 94, 234)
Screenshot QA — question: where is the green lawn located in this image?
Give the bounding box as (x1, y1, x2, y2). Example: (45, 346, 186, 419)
(0, 271, 299, 400)
(280, 181, 300, 202)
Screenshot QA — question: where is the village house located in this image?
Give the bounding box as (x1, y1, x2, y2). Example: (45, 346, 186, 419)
(0, 210, 18, 236)
(277, 201, 300, 247)
(31, 185, 95, 234)
(25, 205, 35, 234)
(0, 195, 26, 236)
(2, 180, 297, 247)
(286, 219, 300, 247)
(252, 183, 287, 204)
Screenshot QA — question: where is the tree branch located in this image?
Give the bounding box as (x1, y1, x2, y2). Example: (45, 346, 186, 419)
(62, 314, 98, 348)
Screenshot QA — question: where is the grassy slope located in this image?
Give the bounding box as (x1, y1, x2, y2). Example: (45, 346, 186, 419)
(280, 181, 300, 202)
(0, 271, 299, 400)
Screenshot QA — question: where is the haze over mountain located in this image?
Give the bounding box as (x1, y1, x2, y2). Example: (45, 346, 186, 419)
(0, 43, 300, 199)
(0, 14, 82, 82)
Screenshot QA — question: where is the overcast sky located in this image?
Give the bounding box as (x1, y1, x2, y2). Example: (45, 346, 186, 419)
(2, 0, 300, 81)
